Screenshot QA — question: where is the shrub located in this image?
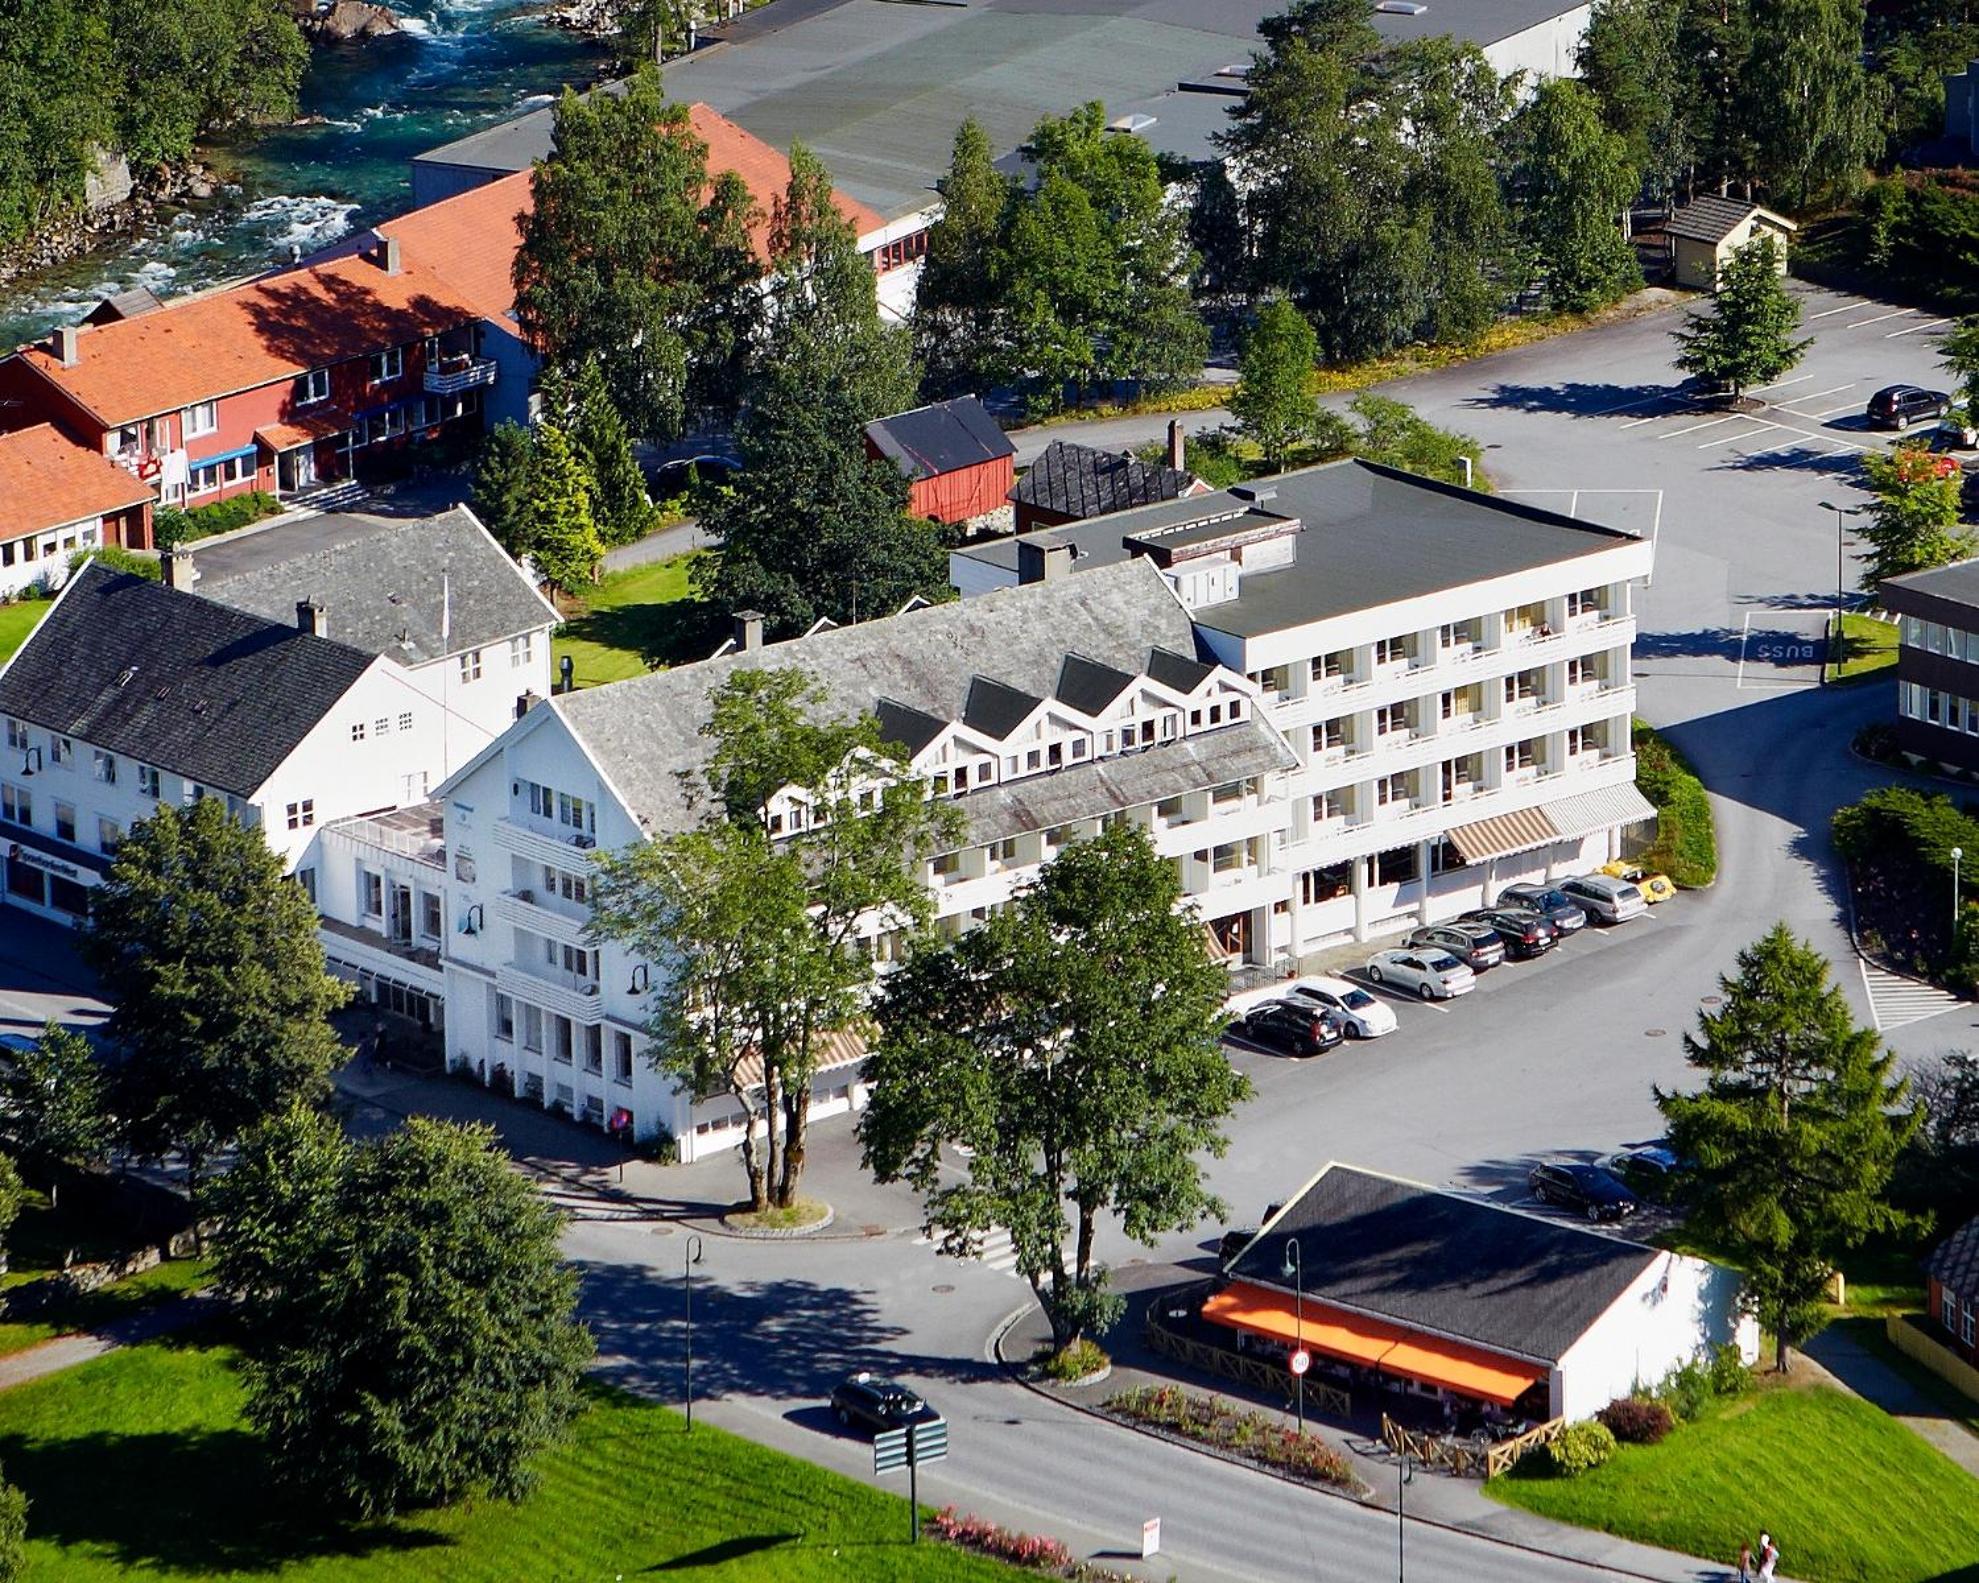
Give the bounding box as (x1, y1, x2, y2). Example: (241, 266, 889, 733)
(1707, 1341, 1753, 1400)
(177, 490, 283, 541)
(1103, 1385, 1361, 1490)
(927, 1509, 1074, 1572)
(1631, 721, 1717, 887)
(1036, 1338, 1109, 1382)
(1655, 1355, 1715, 1422)
(1547, 1419, 1618, 1476)
(1852, 720, 1901, 763)
(67, 545, 158, 582)
(1596, 1396, 1673, 1445)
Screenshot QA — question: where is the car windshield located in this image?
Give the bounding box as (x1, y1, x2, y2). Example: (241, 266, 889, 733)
(1340, 988, 1376, 1009)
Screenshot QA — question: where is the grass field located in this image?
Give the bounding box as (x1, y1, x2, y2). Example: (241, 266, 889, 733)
(552, 553, 718, 688)
(0, 597, 49, 664)
(1829, 612, 1898, 684)
(0, 1258, 207, 1358)
(0, 1340, 1030, 1580)
(1487, 1382, 1979, 1583)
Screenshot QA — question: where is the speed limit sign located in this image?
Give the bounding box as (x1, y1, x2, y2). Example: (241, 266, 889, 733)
(1289, 1349, 1311, 1376)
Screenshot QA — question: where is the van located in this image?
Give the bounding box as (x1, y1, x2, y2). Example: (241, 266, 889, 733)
(1557, 873, 1646, 924)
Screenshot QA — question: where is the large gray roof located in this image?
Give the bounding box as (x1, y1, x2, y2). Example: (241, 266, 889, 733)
(1230, 1164, 1659, 1363)
(415, 0, 1585, 214)
(183, 506, 556, 666)
(0, 563, 375, 797)
(554, 558, 1206, 835)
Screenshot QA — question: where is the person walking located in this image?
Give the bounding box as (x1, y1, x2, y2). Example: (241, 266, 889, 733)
(1738, 1539, 1755, 1582)
(1758, 1531, 1779, 1581)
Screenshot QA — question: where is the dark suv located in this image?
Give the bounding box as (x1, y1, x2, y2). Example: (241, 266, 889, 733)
(1528, 1162, 1638, 1222)
(1867, 384, 1949, 431)
(830, 1373, 939, 1435)
(1461, 906, 1556, 959)
(1499, 884, 1588, 934)
(1405, 920, 1506, 971)
(1231, 1000, 1345, 1058)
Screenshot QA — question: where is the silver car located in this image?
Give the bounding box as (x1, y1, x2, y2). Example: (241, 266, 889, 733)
(1557, 873, 1646, 925)
(1365, 949, 1477, 1000)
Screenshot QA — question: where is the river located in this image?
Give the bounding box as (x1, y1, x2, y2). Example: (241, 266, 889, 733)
(0, 0, 612, 347)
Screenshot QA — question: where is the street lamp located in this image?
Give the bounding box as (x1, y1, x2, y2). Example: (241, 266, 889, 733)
(1954, 847, 1964, 938)
(1282, 1238, 1304, 1436)
(1819, 500, 1860, 680)
(1398, 1451, 1414, 1581)
(683, 1233, 704, 1430)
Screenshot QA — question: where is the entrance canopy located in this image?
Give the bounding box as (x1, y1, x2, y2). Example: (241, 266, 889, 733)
(1203, 1280, 1546, 1406)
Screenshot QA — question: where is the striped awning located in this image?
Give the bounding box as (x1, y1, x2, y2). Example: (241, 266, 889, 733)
(1447, 806, 1561, 865)
(733, 1024, 869, 1094)
(1543, 783, 1658, 842)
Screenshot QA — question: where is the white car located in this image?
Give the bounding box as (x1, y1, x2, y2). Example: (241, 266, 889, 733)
(1365, 949, 1476, 1001)
(1288, 975, 1399, 1038)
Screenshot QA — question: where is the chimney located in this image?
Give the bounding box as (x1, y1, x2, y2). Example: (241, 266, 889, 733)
(53, 326, 79, 368)
(515, 691, 544, 719)
(159, 545, 182, 589)
(296, 598, 326, 638)
(380, 235, 402, 276)
(733, 610, 764, 652)
(1017, 538, 1074, 585)
(1167, 418, 1185, 474)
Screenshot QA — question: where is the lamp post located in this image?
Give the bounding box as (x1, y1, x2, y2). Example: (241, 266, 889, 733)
(1282, 1238, 1304, 1436)
(683, 1233, 704, 1430)
(1398, 1451, 1414, 1581)
(1955, 847, 1965, 939)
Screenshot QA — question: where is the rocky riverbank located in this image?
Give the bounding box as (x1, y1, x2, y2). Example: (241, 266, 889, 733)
(0, 160, 222, 295)
(542, 0, 623, 36)
(292, 0, 403, 41)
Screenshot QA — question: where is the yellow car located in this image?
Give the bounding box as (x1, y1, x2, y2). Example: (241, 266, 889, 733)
(1600, 861, 1675, 904)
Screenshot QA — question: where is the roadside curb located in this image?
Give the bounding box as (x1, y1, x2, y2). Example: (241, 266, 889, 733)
(717, 1202, 836, 1238)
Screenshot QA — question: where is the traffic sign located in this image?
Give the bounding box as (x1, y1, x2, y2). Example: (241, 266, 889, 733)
(873, 1418, 950, 1543)
(1142, 1517, 1161, 1559)
(1289, 1349, 1311, 1376)
(873, 1426, 909, 1474)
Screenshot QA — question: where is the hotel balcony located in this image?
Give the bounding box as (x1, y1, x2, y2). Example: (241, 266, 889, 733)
(424, 355, 499, 396)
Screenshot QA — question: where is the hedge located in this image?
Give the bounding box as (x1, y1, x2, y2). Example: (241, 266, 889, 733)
(1631, 720, 1717, 889)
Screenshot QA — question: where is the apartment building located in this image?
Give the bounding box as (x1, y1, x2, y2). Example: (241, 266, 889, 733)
(1881, 558, 1979, 772)
(952, 460, 1657, 953)
(432, 559, 1295, 1155)
(0, 424, 154, 596)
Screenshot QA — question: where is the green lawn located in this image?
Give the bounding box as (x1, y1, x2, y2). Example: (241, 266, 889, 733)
(1829, 612, 1898, 684)
(0, 1340, 1030, 1580)
(0, 1258, 209, 1358)
(552, 552, 719, 688)
(1487, 1383, 1979, 1583)
(0, 597, 50, 664)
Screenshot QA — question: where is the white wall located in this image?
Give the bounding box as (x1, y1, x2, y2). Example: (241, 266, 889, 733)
(1553, 1251, 1758, 1420)
(0, 516, 105, 598)
(1484, 4, 1592, 83)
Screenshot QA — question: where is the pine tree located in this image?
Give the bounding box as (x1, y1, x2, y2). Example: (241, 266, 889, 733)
(519, 424, 603, 596)
(1656, 924, 1919, 1370)
(1670, 235, 1810, 401)
(914, 119, 1014, 395)
(1230, 296, 1321, 470)
(570, 362, 655, 549)
(472, 421, 539, 558)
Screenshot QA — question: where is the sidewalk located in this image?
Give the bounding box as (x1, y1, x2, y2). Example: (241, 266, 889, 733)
(0, 1294, 217, 1393)
(1801, 1320, 1979, 1478)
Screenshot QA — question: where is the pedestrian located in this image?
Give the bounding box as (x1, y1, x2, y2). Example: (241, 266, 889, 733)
(1758, 1531, 1778, 1581)
(1738, 1539, 1754, 1582)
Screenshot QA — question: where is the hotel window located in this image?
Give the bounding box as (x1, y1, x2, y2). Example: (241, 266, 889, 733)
(496, 994, 516, 1042)
(1312, 790, 1347, 822)
(97, 817, 120, 854)
(583, 1024, 603, 1074)
(375, 718, 391, 737)
(521, 1004, 544, 1052)
(930, 850, 962, 878)
(1376, 703, 1408, 736)
(1211, 841, 1246, 874)
(460, 649, 483, 683)
(137, 763, 160, 798)
(295, 866, 316, 904)
(299, 367, 330, 405)
(1504, 740, 1536, 771)
(370, 347, 404, 383)
(1567, 726, 1593, 756)
(510, 634, 533, 668)
(1566, 656, 1596, 686)
(613, 1030, 634, 1084)
(183, 400, 218, 437)
(552, 1016, 574, 1064)
(1375, 635, 1410, 666)
(2, 720, 22, 751)
(1312, 651, 1347, 681)
(397, 711, 413, 732)
(360, 871, 384, 916)
(0, 784, 27, 825)
(992, 837, 1021, 866)
(91, 749, 115, 784)
(351, 721, 367, 742)
(45, 735, 70, 768)
(1566, 588, 1603, 618)
(285, 799, 315, 829)
(1300, 862, 1351, 904)
(1440, 620, 1476, 647)
(53, 802, 75, 843)
(1376, 772, 1410, 807)
(417, 891, 441, 940)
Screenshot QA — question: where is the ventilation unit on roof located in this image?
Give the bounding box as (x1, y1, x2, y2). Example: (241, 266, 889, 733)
(1376, 1, 1428, 12)
(1107, 113, 1158, 134)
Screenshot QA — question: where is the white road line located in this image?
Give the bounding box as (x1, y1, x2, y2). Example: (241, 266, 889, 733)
(1793, 402, 1862, 420)
(1808, 299, 1870, 319)
(1620, 408, 1684, 429)
(1748, 373, 1818, 395)
(1858, 958, 1880, 1032)
(1584, 391, 1687, 418)
(1698, 422, 1781, 449)
(1887, 317, 1951, 339)
(1735, 611, 1751, 688)
(1660, 414, 1748, 439)
(1843, 308, 1916, 329)
(1772, 383, 1858, 408)
(1729, 433, 1854, 462)
(1647, 490, 1662, 584)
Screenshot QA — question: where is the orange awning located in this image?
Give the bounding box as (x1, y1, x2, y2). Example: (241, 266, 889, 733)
(255, 412, 349, 451)
(1202, 1280, 1546, 1406)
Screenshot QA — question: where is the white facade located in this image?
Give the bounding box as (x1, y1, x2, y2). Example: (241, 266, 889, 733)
(1481, 4, 1593, 83)
(393, 628, 553, 773)
(1553, 1249, 1759, 1421)
(0, 517, 107, 599)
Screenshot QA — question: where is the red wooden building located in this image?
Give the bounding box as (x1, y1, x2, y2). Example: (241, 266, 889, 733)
(1928, 1215, 1979, 1362)
(863, 397, 1015, 525)
(0, 423, 153, 595)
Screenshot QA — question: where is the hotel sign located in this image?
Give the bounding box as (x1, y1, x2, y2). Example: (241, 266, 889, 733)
(7, 844, 95, 884)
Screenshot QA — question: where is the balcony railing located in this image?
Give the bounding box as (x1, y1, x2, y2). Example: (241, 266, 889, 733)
(424, 356, 499, 395)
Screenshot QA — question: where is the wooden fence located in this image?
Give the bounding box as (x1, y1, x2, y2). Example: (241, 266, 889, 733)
(1380, 1412, 1565, 1480)
(1887, 1313, 1979, 1406)
(1145, 1302, 1352, 1418)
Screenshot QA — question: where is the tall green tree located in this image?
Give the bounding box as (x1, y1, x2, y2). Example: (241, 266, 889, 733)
(1670, 234, 1809, 401)
(1577, 0, 1693, 201)
(1509, 78, 1643, 313)
(565, 362, 656, 549)
(914, 119, 1014, 395)
(0, 1022, 109, 1210)
(1857, 445, 1971, 588)
(1349, 394, 1483, 486)
(1657, 924, 1919, 1370)
(1742, 0, 1879, 209)
(592, 669, 962, 1210)
(472, 420, 540, 557)
(1231, 296, 1321, 469)
(212, 1106, 592, 1518)
(863, 825, 1250, 1350)
(1940, 314, 1979, 431)
(514, 65, 763, 438)
(0, 1157, 22, 1280)
(516, 422, 604, 596)
(79, 797, 349, 1211)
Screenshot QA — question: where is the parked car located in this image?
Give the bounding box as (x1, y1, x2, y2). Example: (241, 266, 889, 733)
(1460, 906, 1557, 959)
(1604, 1144, 1687, 1202)
(1231, 999, 1346, 1058)
(1288, 975, 1399, 1038)
(1599, 860, 1675, 904)
(1866, 384, 1950, 431)
(1497, 884, 1588, 933)
(1365, 948, 1476, 1000)
(1558, 873, 1647, 925)
(1404, 921, 1506, 972)
(830, 1373, 940, 1435)
(1528, 1162, 1639, 1222)
(1217, 1201, 1286, 1266)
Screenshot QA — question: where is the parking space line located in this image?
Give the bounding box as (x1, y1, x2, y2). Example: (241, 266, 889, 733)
(1697, 422, 1780, 449)
(1747, 374, 1816, 396)
(1771, 383, 1858, 410)
(1659, 414, 1747, 439)
(1735, 611, 1751, 688)
(1620, 406, 1686, 429)
(1808, 299, 1869, 319)
(1794, 402, 1862, 420)
(1887, 317, 1950, 339)
(1843, 308, 1916, 329)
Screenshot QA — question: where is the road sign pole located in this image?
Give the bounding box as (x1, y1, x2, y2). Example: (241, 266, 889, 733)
(908, 1435, 919, 1544)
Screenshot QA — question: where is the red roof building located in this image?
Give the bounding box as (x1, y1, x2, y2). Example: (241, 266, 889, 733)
(863, 397, 1015, 525)
(0, 424, 154, 594)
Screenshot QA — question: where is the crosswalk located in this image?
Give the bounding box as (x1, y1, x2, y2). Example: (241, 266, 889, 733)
(914, 1224, 1023, 1278)
(1859, 959, 1970, 1032)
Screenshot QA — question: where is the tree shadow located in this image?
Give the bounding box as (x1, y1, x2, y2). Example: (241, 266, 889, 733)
(560, 595, 725, 675)
(1707, 446, 1865, 479)
(647, 1533, 803, 1568)
(1460, 380, 1684, 419)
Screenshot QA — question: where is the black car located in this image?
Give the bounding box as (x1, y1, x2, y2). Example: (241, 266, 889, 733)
(1216, 1201, 1285, 1266)
(1405, 921, 1506, 972)
(1497, 884, 1588, 933)
(830, 1373, 940, 1435)
(1231, 1000, 1346, 1058)
(1866, 384, 1950, 431)
(1605, 1144, 1687, 1202)
(1528, 1162, 1639, 1222)
(1461, 906, 1557, 959)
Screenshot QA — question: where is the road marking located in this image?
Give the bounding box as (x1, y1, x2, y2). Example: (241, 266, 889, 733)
(1857, 958, 1968, 1032)
(1843, 308, 1916, 329)
(914, 1223, 1023, 1277)
(1697, 422, 1781, 448)
(1771, 383, 1858, 409)
(1659, 413, 1748, 439)
(1747, 373, 1817, 395)
(1887, 317, 1950, 339)
(1793, 402, 1863, 420)
(1620, 406, 1687, 429)
(1807, 299, 1869, 319)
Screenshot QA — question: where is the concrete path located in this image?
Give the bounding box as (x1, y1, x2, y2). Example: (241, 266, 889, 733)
(600, 518, 712, 572)
(0, 1294, 217, 1393)
(1802, 1323, 1979, 1478)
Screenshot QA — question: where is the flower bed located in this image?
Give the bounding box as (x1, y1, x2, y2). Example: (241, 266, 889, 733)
(926, 1509, 1143, 1580)
(1103, 1384, 1364, 1492)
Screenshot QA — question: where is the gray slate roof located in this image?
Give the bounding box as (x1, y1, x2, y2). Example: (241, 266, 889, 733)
(866, 398, 1013, 480)
(0, 563, 375, 797)
(1663, 196, 1791, 245)
(1882, 556, 1979, 615)
(1229, 1164, 1659, 1363)
(1012, 440, 1198, 520)
(184, 506, 554, 666)
(554, 558, 1206, 836)
(1929, 1215, 1979, 1302)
